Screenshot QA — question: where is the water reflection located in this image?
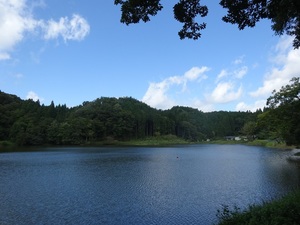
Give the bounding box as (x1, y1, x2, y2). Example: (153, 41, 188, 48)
(0, 145, 299, 225)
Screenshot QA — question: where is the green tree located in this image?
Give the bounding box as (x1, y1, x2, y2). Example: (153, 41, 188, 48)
(267, 77, 300, 108)
(9, 120, 27, 145)
(220, 0, 300, 49)
(115, 0, 300, 48)
(47, 120, 62, 144)
(261, 77, 300, 145)
(241, 121, 258, 140)
(0, 91, 22, 141)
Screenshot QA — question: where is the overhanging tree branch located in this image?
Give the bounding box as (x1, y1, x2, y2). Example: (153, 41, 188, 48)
(115, 0, 300, 48)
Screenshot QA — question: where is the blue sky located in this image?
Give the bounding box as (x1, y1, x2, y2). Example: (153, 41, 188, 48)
(1, 0, 299, 112)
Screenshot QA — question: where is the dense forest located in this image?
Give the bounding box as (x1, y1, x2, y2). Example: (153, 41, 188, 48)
(0, 91, 258, 146)
(0, 77, 299, 146)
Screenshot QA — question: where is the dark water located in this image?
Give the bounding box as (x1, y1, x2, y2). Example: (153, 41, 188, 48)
(0, 145, 299, 225)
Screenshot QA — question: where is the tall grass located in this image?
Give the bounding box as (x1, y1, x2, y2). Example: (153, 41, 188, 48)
(217, 190, 300, 225)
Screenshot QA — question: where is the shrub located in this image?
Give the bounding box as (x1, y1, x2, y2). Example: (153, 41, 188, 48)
(217, 190, 300, 225)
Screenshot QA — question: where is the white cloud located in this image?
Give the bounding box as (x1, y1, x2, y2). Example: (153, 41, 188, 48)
(0, 52, 11, 60)
(43, 14, 90, 41)
(191, 99, 215, 112)
(208, 82, 243, 103)
(142, 66, 209, 109)
(0, 0, 90, 60)
(184, 66, 208, 81)
(0, 0, 30, 59)
(182, 67, 209, 92)
(235, 100, 266, 112)
(142, 37, 299, 112)
(216, 69, 228, 82)
(216, 66, 248, 82)
(233, 66, 248, 79)
(26, 91, 44, 102)
(142, 80, 176, 110)
(250, 36, 300, 98)
(233, 55, 245, 65)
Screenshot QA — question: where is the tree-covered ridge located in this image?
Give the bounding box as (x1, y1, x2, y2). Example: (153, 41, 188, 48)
(0, 91, 258, 146)
(1, 77, 299, 147)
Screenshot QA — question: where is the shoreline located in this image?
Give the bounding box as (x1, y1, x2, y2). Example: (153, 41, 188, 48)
(1, 138, 297, 152)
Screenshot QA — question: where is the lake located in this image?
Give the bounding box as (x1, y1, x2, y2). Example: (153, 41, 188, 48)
(0, 144, 300, 224)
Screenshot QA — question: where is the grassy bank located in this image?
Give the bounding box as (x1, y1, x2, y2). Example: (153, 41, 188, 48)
(0, 135, 189, 151)
(2, 138, 294, 150)
(208, 139, 295, 150)
(217, 189, 300, 225)
(124, 135, 189, 146)
(0, 141, 16, 149)
(247, 139, 295, 149)
(90, 135, 190, 146)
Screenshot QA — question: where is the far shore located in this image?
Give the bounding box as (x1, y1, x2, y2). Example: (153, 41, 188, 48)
(1, 137, 298, 153)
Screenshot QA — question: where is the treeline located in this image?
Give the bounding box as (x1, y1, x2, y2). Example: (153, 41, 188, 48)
(1, 77, 299, 147)
(0, 91, 259, 146)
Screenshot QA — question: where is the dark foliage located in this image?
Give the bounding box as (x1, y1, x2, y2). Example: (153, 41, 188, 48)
(173, 0, 208, 39)
(115, 0, 300, 48)
(260, 77, 300, 145)
(114, 0, 163, 24)
(220, 0, 300, 49)
(2, 79, 299, 146)
(217, 189, 300, 225)
(0, 90, 258, 146)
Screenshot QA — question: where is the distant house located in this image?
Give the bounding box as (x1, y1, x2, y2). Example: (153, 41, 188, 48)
(225, 136, 241, 141)
(234, 136, 241, 141)
(225, 136, 235, 141)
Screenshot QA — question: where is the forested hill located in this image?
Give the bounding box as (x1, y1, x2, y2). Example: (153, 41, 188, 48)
(0, 90, 260, 146)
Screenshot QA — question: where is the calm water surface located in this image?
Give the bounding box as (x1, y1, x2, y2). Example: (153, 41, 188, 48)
(0, 144, 300, 225)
